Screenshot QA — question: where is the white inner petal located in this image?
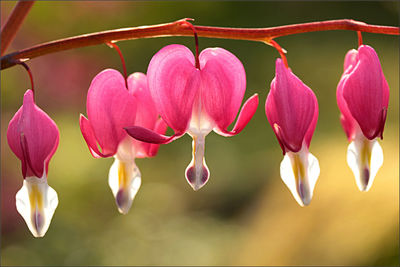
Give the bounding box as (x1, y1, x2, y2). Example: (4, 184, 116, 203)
(108, 139, 142, 214)
(187, 96, 215, 136)
(108, 156, 141, 215)
(16, 175, 58, 237)
(185, 134, 210, 191)
(347, 135, 383, 192)
(115, 136, 136, 162)
(280, 145, 320, 207)
(184, 93, 215, 191)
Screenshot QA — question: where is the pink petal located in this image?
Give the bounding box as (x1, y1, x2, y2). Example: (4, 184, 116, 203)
(79, 114, 113, 158)
(336, 48, 360, 141)
(85, 69, 136, 156)
(303, 92, 319, 149)
(147, 44, 200, 133)
(199, 48, 247, 130)
(125, 125, 182, 145)
(127, 72, 158, 130)
(265, 59, 318, 153)
(127, 72, 164, 158)
(217, 94, 259, 137)
(342, 45, 390, 140)
(337, 67, 357, 141)
(7, 90, 59, 178)
(343, 49, 358, 72)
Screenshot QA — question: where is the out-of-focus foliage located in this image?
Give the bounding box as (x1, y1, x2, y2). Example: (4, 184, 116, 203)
(1, 1, 398, 266)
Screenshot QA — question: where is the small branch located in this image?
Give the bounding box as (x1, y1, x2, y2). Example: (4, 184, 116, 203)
(270, 40, 288, 68)
(181, 19, 200, 69)
(357, 31, 363, 47)
(16, 60, 35, 94)
(1, 0, 35, 56)
(107, 42, 128, 88)
(1, 18, 398, 70)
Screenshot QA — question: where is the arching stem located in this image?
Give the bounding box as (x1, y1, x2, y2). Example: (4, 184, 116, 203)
(1, 19, 398, 70)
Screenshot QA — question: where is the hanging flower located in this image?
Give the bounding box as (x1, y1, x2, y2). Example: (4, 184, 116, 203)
(79, 69, 165, 214)
(265, 58, 320, 207)
(7, 89, 59, 237)
(125, 44, 259, 190)
(336, 45, 389, 191)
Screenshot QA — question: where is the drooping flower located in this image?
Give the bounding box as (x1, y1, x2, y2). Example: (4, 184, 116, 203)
(7, 89, 59, 237)
(79, 69, 165, 214)
(265, 58, 320, 207)
(125, 44, 259, 190)
(336, 45, 389, 192)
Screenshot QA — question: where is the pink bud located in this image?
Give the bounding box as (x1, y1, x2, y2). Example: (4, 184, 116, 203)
(336, 45, 389, 192)
(7, 90, 59, 178)
(7, 90, 60, 237)
(265, 59, 320, 207)
(337, 45, 389, 141)
(265, 59, 318, 154)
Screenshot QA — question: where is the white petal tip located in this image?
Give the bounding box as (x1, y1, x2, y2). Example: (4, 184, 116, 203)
(297, 181, 312, 206)
(115, 189, 134, 215)
(30, 209, 46, 237)
(16, 177, 58, 238)
(190, 182, 206, 191)
(280, 149, 320, 207)
(109, 158, 142, 215)
(347, 139, 383, 192)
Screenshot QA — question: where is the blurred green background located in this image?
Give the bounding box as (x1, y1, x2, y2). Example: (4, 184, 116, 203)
(1, 1, 398, 266)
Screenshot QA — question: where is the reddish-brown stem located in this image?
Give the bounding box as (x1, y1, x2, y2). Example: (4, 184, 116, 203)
(357, 31, 363, 46)
(107, 42, 128, 88)
(182, 20, 200, 69)
(16, 60, 35, 95)
(1, 0, 35, 56)
(1, 19, 398, 70)
(270, 40, 288, 68)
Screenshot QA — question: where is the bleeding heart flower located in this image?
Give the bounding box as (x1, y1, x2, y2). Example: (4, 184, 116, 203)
(79, 69, 166, 214)
(7, 89, 59, 237)
(337, 45, 389, 192)
(265, 58, 320, 207)
(125, 44, 259, 191)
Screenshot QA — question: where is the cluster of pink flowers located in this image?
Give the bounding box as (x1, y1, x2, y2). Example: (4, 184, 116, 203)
(7, 42, 389, 237)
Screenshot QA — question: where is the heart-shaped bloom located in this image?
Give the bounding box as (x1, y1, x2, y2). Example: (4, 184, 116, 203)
(337, 45, 389, 192)
(266, 58, 320, 207)
(7, 89, 59, 237)
(125, 44, 259, 190)
(80, 69, 165, 214)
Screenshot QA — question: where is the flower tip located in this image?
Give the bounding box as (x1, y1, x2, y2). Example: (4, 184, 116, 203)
(298, 182, 312, 206)
(357, 168, 371, 192)
(23, 89, 34, 102)
(115, 189, 132, 215)
(30, 209, 45, 237)
(185, 164, 209, 191)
